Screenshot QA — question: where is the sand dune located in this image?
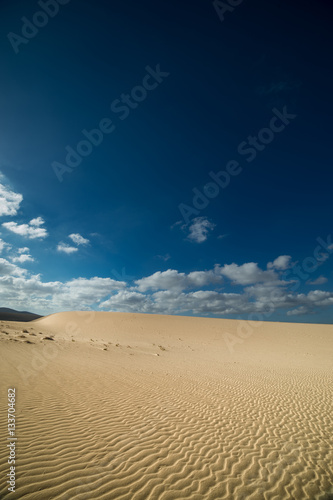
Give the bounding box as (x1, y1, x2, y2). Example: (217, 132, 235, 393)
(0, 312, 332, 499)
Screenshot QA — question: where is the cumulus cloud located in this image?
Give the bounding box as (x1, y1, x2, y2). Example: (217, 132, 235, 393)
(2, 218, 48, 239)
(135, 269, 222, 292)
(217, 262, 279, 285)
(69, 233, 90, 246)
(57, 243, 78, 254)
(3, 274, 60, 296)
(306, 276, 328, 285)
(267, 255, 292, 270)
(186, 217, 215, 243)
(100, 290, 148, 312)
(11, 246, 34, 264)
(99, 285, 333, 318)
(0, 270, 127, 314)
(59, 277, 126, 309)
(0, 258, 26, 277)
(12, 253, 34, 264)
(148, 290, 249, 316)
(30, 217, 44, 227)
(0, 248, 332, 319)
(306, 290, 333, 306)
(0, 238, 11, 253)
(0, 179, 23, 217)
(100, 258, 333, 317)
(287, 306, 309, 316)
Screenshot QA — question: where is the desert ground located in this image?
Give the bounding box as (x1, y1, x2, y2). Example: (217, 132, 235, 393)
(0, 312, 332, 499)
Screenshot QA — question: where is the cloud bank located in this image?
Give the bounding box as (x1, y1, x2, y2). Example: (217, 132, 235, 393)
(0, 254, 331, 318)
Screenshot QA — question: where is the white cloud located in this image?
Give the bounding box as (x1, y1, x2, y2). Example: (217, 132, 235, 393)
(57, 234, 90, 254)
(135, 270, 184, 292)
(69, 233, 90, 246)
(2, 218, 48, 239)
(30, 217, 44, 227)
(0, 238, 11, 253)
(0, 258, 26, 277)
(100, 290, 148, 312)
(135, 269, 222, 292)
(187, 270, 222, 288)
(217, 262, 279, 285)
(306, 290, 333, 306)
(306, 276, 328, 285)
(0, 179, 23, 217)
(59, 277, 126, 309)
(267, 255, 292, 270)
(11, 246, 34, 263)
(102, 289, 243, 316)
(287, 306, 309, 316)
(99, 285, 333, 318)
(186, 217, 215, 243)
(150, 290, 250, 316)
(0, 275, 61, 310)
(57, 243, 78, 254)
(0, 271, 126, 315)
(0, 246, 332, 319)
(12, 254, 34, 264)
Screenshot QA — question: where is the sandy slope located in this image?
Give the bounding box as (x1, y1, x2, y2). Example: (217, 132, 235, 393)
(0, 312, 332, 499)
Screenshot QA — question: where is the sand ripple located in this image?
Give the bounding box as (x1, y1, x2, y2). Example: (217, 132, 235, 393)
(0, 313, 332, 499)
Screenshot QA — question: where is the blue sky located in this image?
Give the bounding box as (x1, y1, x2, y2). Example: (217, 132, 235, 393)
(0, 0, 333, 321)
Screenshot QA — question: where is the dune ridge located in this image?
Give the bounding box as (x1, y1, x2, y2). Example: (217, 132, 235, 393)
(0, 312, 332, 499)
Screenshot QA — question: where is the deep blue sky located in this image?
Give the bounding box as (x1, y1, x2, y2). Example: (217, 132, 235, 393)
(0, 0, 333, 321)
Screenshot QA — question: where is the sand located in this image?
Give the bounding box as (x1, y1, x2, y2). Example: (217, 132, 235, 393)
(0, 312, 332, 499)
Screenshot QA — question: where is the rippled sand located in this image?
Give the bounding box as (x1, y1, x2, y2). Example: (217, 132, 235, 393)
(0, 312, 332, 499)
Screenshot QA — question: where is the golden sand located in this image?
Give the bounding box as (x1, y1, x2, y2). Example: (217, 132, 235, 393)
(0, 312, 332, 499)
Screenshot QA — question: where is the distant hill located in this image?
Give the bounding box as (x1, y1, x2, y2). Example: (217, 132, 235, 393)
(0, 308, 43, 322)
